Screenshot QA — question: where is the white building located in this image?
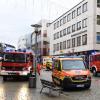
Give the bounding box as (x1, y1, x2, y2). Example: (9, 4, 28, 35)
(48, 0, 100, 56)
(31, 19, 50, 63)
(18, 34, 31, 50)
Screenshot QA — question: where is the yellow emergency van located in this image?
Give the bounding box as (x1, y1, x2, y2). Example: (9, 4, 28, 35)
(52, 56, 91, 89)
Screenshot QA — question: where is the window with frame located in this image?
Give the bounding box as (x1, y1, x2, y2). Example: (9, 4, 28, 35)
(72, 38, 75, 47)
(54, 23, 57, 30)
(63, 16, 66, 24)
(77, 21, 81, 30)
(43, 30, 47, 37)
(58, 61, 61, 71)
(60, 19, 63, 26)
(96, 32, 100, 44)
(82, 34, 87, 45)
(57, 21, 59, 28)
(53, 44, 56, 52)
(63, 28, 66, 36)
(67, 26, 71, 34)
(72, 10, 76, 19)
(54, 33, 56, 40)
(95, 55, 100, 61)
(77, 36, 81, 46)
(82, 18, 87, 28)
(77, 6, 81, 16)
(57, 43, 59, 51)
(60, 30, 63, 37)
(63, 41, 66, 49)
(67, 13, 71, 22)
(54, 60, 60, 70)
(60, 42, 63, 50)
(43, 33, 47, 37)
(67, 39, 70, 48)
(97, 15, 100, 25)
(97, 0, 100, 7)
(57, 32, 59, 39)
(82, 2, 87, 13)
(72, 24, 76, 32)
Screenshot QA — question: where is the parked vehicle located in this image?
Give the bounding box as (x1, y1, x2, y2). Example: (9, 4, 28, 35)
(42, 56, 53, 69)
(46, 61, 52, 70)
(0, 51, 34, 81)
(89, 53, 100, 76)
(52, 56, 91, 89)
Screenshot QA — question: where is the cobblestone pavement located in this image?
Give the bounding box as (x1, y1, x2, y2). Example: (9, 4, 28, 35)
(0, 72, 100, 100)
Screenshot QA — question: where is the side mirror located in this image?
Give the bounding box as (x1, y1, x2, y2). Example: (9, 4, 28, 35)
(0, 57, 3, 62)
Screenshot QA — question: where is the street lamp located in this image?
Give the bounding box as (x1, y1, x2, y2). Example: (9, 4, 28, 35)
(31, 24, 41, 87)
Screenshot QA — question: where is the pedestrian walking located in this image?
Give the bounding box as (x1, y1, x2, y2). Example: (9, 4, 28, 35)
(37, 63, 41, 75)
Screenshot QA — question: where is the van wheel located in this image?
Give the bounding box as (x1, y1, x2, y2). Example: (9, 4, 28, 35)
(93, 69, 97, 76)
(85, 81, 91, 89)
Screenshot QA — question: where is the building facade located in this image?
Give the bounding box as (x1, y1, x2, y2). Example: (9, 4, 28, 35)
(31, 19, 50, 63)
(18, 34, 31, 50)
(48, 0, 100, 56)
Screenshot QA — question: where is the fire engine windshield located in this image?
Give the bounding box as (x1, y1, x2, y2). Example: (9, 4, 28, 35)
(62, 60, 86, 70)
(4, 53, 26, 63)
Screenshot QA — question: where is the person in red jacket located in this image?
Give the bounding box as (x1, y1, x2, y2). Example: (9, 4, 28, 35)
(37, 63, 41, 75)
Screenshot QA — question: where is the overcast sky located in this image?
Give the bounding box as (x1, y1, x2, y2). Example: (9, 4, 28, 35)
(0, 0, 81, 48)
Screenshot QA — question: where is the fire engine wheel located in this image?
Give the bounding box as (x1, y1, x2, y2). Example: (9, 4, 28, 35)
(3, 76, 7, 81)
(93, 69, 97, 76)
(84, 80, 91, 89)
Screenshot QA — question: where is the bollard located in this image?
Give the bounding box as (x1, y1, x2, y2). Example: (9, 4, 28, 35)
(29, 76, 36, 88)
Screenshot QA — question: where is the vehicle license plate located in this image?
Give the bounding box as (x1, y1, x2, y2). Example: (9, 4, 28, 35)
(76, 84, 84, 87)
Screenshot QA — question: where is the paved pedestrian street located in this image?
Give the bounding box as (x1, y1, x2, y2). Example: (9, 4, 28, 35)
(0, 72, 100, 100)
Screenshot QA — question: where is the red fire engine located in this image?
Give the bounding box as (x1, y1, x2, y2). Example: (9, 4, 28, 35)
(89, 53, 100, 76)
(0, 51, 34, 81)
